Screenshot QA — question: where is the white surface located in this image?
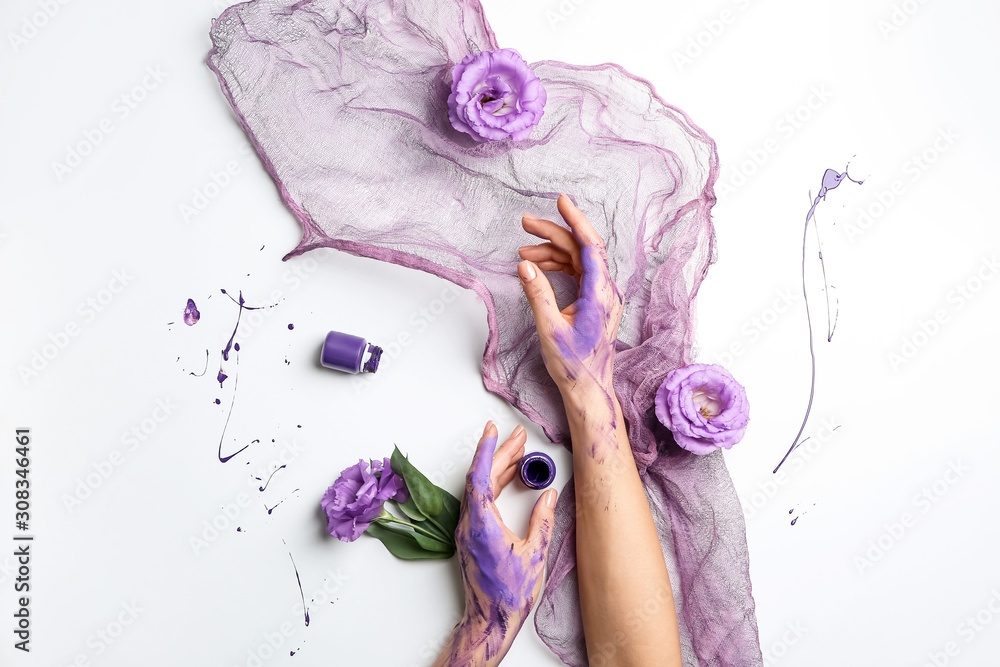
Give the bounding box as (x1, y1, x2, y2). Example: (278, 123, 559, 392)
(2, 0, 998, 665)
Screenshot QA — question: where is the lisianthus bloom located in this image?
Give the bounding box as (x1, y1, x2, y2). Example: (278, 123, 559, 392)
(447, 48, 546, 142)
(654, 363, 749, 455)
(321, 458, 408, 542)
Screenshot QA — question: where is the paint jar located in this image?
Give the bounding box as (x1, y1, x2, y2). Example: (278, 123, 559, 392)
(518, 452, 555, 490)
(320, 330, 383, 374)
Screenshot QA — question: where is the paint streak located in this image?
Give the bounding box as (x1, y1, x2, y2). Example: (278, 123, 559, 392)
(188, 349, 209, 377)
(184, 298, 201, 326)
(286, 549, 311, 627)
(773, 167, 863, 474)
(220, 289, 263, 362)
(259, 465, 286, 492)
(217, 354, 252, 463)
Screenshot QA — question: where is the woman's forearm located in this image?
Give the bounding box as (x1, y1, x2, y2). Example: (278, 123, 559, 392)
(566, 386, 682, 667)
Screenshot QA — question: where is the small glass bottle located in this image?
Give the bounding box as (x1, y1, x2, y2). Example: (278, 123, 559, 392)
(320, 330, 383, 374)
(518, 452, 555, 489)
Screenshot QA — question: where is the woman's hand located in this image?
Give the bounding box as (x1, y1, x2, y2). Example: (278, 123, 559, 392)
(433, 421, 557, 667)
(517, 194, 624, 408)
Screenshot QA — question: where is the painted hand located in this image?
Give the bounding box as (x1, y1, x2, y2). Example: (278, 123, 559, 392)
(433, 421, 557, 667)
(518, 194, 624, 403)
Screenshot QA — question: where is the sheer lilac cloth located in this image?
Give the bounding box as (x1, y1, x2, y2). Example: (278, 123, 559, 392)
(207, 0, 762, 664)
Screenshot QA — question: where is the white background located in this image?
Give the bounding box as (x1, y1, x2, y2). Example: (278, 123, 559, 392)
(2, 0, 998, 665)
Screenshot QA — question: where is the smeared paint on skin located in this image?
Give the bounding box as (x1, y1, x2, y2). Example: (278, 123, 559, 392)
(548, 245, 622, 446)
(442, 435, 547, 665)
(184, 298, 201, 326)
(774, 167, 862, 474)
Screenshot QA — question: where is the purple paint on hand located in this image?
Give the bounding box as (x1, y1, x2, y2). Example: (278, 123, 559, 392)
(183, 298, 200, 326)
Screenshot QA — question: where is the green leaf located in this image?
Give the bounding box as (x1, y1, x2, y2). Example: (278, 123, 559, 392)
(396, 496, 427, 523)
(412, 530, 454, 554)
(391, 446, 443, 517)
(438, 488, 461, 531)
(366, 523, 452, 560)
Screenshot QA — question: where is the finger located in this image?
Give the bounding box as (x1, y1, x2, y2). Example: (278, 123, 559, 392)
(522, 214, 583, 274)
(526, 489, 558, 550)
(492, 425, 526, 473)
(518, 243, 573, 266)
(493, 460, 520, 499)
(518, 261, 563, 338)
(466, 420, 499, 495)
(557, 194, 604, 249)
(535, 260, 574, 274)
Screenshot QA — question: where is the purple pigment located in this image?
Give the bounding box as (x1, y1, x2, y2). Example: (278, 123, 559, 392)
(287, 551, 310, 627)
(183, 298, 201, 326)
(259, 464, 286, 492)
(288, 323, 294, 330)
(519, 452, 556, 490)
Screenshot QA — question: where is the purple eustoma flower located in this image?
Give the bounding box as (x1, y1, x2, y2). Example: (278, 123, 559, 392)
(654, 363, 750, 455)
(321, 457, 408, 542)
(447, 48, 546, 142)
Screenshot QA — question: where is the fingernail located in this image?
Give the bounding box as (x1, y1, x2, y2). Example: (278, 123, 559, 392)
(483, 420, 494, 436)
(544, 489, 556, 508)
(517, 260, 536, 282)
(523, 213, 539, 220)
(511, 425, 525, 439)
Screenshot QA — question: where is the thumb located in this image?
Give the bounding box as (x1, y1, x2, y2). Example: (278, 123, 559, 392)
(518, 260, 560, 338)
(527, 489, 558, 552)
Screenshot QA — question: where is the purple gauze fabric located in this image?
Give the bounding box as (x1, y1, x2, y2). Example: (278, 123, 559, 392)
(207, 1, 763, 664)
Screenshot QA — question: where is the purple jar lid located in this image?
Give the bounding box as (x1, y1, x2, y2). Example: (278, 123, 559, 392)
(518, 452, 556, 490)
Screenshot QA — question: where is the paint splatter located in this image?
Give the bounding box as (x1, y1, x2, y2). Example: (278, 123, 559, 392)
(216, 355, 252, 463)
(214, 398, 221, 405)
(187, 350, 210, 377)
(773, 166, 863, 474)
(184, 298, 201, 326)
(259, 465, 286, 492)
(288, 323, 294, 330)
(285, 546, 310, 627)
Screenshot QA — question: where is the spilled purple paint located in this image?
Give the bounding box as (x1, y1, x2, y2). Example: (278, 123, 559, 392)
(184, 298, 201, 326)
